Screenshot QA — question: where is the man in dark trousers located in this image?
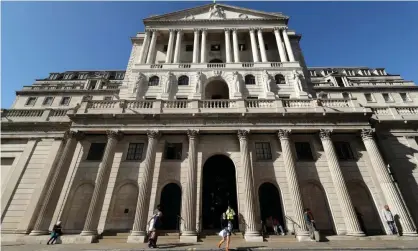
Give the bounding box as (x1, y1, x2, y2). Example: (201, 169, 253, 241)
(148, 205, 163, 248)
(304, 208, 316, 241)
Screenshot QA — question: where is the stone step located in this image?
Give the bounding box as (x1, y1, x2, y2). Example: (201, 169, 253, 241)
(264, 235, 297, 242)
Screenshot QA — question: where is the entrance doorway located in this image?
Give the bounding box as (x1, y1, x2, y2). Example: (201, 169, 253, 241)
(160, 183, 182, 231)
(258, 182, 285, 234)
(202, 155, 238, 230)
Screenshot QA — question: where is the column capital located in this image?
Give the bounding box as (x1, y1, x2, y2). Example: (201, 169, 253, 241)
(168, 28, 176, 32)
(249, 27, 257, 32)
(277, 129, 291, 140)
(256, 27, 264, 32)
(230, 28, 237, 31)
(319, 129, 333, 140)
(65, 131, 85, 141)
(193, 28, 200, 32)
(146, 28, 158, 32)
(106, 130, 123, 141)
(224, 28, 232, 32)
(237, 129, 250, 140)
(361, 128, 375, 140)
(281, 27, 289, 31)
(175, 29, 184, 32)
(187, 129, 199, 139)
(147, 130, 160, 139)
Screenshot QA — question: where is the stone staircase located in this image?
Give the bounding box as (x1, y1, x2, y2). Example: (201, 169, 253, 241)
(99, 232, 130, 243)
(264, 234, 297, 242)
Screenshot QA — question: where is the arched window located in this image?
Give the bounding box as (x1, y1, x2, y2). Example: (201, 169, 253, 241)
(178, 75, 189, 86)
(148, 76, 159, 86)
(275, 74, 286, 85)
(245, 74, 256, 85)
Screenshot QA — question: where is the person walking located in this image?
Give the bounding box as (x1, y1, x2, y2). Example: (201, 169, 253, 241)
(148, 205, 163, 248)
(304, 208, 316, 241)
(225, 205, 236, 233)
(273, 217, 285, 235)
(218, 225, 232, 251)
(46, 221, 62, 245)
(382, 205, 397, 235)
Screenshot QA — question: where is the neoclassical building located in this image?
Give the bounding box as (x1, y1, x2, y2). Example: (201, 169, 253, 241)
(1, 3, 418, 244)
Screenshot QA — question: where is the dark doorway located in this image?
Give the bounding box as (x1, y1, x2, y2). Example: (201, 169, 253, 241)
(209, 58, 223, 63)
(258, 183, 285, 233)
(160, 183, 182, 231)
(202, 155, 238, 230)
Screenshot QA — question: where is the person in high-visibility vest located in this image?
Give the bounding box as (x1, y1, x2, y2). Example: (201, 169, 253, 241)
(225, 206, 236, 232)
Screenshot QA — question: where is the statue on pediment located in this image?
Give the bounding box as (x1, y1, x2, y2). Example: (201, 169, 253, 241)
(209, 4, 225, 19)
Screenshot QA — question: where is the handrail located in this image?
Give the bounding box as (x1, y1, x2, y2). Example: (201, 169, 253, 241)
(285, 215, 300, 237)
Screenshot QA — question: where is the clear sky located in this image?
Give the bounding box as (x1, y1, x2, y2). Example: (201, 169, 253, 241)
(2, 1, 418, 108)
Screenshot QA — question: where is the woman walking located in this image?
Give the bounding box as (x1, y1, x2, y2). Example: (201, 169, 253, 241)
(218, 223, 232, 251)
(47, 221, 62, 245)
(148, 205, 163, 248)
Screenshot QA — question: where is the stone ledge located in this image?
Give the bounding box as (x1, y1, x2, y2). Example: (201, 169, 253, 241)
(16, 234, 97, 244)
(127, 235, 146, 243)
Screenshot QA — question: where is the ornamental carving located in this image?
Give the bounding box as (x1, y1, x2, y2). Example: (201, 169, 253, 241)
(147, 130, 160, 139)
(212, 70, 222, 77)
(195, 71, 203, 94)
(65, 131, 85, 141)
(237, 129, 250, 140)
(187, 129, 199, 139)
(277, 129, 291, 140)
(238, 13, 248, 19)
(361, 129, 375, 140)
(107, 130, 123, 141)
(262, 70, 272, 93)
(319, 129, 333, 140)
(209, 4, 225, 19)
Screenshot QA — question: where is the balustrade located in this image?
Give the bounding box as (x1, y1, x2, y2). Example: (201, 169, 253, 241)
(201, 100, 234, 109)
(396, 107, 418, 115)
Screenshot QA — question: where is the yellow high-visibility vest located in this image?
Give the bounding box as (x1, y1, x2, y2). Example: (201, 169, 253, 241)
(226, 209, 235, 220)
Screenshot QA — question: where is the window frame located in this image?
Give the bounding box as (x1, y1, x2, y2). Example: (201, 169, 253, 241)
(86, 142, 107, 161)
(25, 97, 37, 106)
(254, 142, 272, 161)
(59, 96, 71, 106)
(245, 74, 256, 85)
(126, 143, 145, 161)
(294, 142, 314, 161)
(333, 141, 355, 161)
(274, 74, 286, 85)
(178, 75, 189, 86)
(164, 142, 183, 160)
(399, 92, 412, 102)
(148, 76, 160, 86)
(382, 93, 394, 103)
(364, 93, 375, 102)
(42, 96, 54, 106)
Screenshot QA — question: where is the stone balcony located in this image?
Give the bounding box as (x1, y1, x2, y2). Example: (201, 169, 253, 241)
(370, 106, 418, 122)
(1, 108, 72, 123)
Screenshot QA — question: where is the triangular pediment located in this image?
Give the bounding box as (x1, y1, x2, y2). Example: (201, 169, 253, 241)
(144, 3, 288, 22)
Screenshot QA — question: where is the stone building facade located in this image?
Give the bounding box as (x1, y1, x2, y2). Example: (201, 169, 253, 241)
(1, 3, 418, 243)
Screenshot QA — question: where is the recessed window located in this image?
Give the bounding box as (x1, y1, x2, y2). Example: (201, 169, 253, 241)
(382, 93, 393, 102)
(185, 45, 193, 52)
(342, 92, 350, 99)
(400, 93, 411, 102)
(247, 96, 258, 99)
(211, 44, 221, 51)
(148, 76, 159, 86)
(178, 75, 189, 85)
(145, 97, 156, 100)
(115, 72, 125, 80)
(275, 74, 285, 85)
(86, 143, 106, 161)
(239, 44, 246, 51)
(255, 142, 272, 160)
(164, 143, 182, 160)
(334, 142, 355, 160)
(1, 157, 15, 165)
(335, 77, 344, 87)
(163, 45, 168, 52)
(278, 94, 290, 99)
(103, 96, 112, 101)
(42, 97, 54, 106)
(245, 75, 256, 85)
(126, 143, 144, 161)
(295, 142, 314, 161)
(60, 97, 71, 106)
(176, 97, 188, 100)
(25, 97, 37, 106)
(124, 208, 129, 214)
(88, 80, 97, 90)
(364, 93, 375, 102)
(63, 74, 73, 80)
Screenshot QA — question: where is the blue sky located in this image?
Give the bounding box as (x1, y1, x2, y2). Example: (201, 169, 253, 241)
(2, 1, 418, 108)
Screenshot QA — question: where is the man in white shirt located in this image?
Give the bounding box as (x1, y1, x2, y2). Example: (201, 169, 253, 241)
(382, 205, 397, 235)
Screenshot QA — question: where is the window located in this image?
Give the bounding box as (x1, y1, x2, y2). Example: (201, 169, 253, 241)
(86, 143, 106, 161)
(239, 44, 246, 51)
(295, 142, 314, 161)
(164, 143, 182, 160)
(88, 80, 97, 90)
(185, 45, 193, 52)
(25, 97, 37, 106)
(382, 93, 393, 102)
(211, 44, 221, 51)
(126, 143, 144, 161)
(148, 76, 159, 86)
(163, 45, 168, 52)
(1, 157, 15, 166)
(342, 92, 350, 99)
(42, 97, 54, 106)
(364, 93, 374, 102)
(103, 96, 112, 101)
(278, 94, 290, 99)
(400, 93, 411, 102)
(335, 77, 344, 87)
(145, 97, 156, 100)
(78, 73, 88, 80)
(178, 75, 189, 85)
(176, 97, 188, 100)
(255, 142, 272, 160)
(334, 142, 355, 160)
(63, 74, 73, 80)
(275, 74, 286, 85)
(245, 75, 256, 85)
(247, 96, 258, 99)
(60, 97, 71, 106)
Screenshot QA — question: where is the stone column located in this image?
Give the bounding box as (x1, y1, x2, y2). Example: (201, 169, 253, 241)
(224, 28, 232, 63)
(273, 27, 288, 62)
(192, 29, 200, 64)
(146, 30, 158, 64)
(277, 129, 309, 240)
(128, 130, 160, 242)
(80, 131, 122, 236)
(165, 29, 175, 63)
(257, 28, 268, 62)
(200, 29, 207, 63)
(319, 129, 365, 236)
(138, 30, 151, 64)
(249, 28, 260, 63)
(180, 130, 199, 242)
(361, 129, 418, 236)
(232, 29, 240, 63)
(30, 131, 84, 235)
(173, 30, 183, 64)
(282, 27, 295, 62)
(237, 130, 262, 242)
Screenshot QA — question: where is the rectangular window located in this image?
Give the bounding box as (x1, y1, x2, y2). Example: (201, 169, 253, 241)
(42, 97, 54, 106)
(86, 143, 106, 161)
(295, 142, 314, 161)
(255, 142, 272, 160)
(176, 97, 188, 100)
(334, 142, 355, 160)
(400, 93, 411, 102)
(145, 97, 156, 100)
(278, 94, 290, 99)
(239, 44, 246, 51)
(164, 143, 182, 160)
(60, 97, 71, 106)
(335, 77, 344, 87)
(247, 96, 258, 99)
(163, 45, 168, 52)
(364, 93, 374, 102)
(89, 80, 97, 90)
(382, 93, 393, 102)
(103, 96, 112, 101)
(211, 44, 221, 51)
(126, 143, 144, 161)
(25, 97, 37, 106)
(185, 45, 193, 52)
(1, 157, 15, 166)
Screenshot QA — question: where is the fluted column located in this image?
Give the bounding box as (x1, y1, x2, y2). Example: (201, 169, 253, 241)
(165, 29, 175, 63)
(224, 28, 232, 63)
(273, 27, 288, 62)
(80, 131, 122, 236)
(277, 130, 309, 238)
(249, 28, 260, 63)
(361, 129, 418, 236)
(282, 27, 295, 62)
(200, 29, 207, 63)
(237, 130, 260, 238)
(138, 30, 151, 64)
(257, 28, 268, 62)
(181, 130, 199, 237)
(30, 131, 84, 235)
(173, 30, 183, 64)
(319, 129, 365, 236)
(232, 29, 240, 63)
(130, 130, 160, 237)
(146, 30, 158, 64)
(192, 29, 200, 64)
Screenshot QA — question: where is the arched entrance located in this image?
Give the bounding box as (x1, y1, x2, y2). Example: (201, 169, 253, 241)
(209, 58, 223, 63)
(204, 80, 229, 99)
(160, 183, 182, 231)
(301, 182, 335, 234)
(258, 182, 285, 233)
(106, 183, 138, 231)
(202, 155, 238, 230)
(64, 183, 94, 232)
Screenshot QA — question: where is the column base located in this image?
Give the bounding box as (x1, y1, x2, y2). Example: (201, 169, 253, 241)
(244, 233, 263, 242)
(402, 231, 418, 237)
(296, 231, 311, 242)
(180, 234, 198, 243)
(347, 231, 366, 237)
(127, 234, 146, 243)
(79, 230, 98, 236)
(29, 230, 49, 236)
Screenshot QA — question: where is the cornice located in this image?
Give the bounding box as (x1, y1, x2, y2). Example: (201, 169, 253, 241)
(313, 85, 418, 91)
(144, 18, 287, 26)
(16, 89, 120, 95)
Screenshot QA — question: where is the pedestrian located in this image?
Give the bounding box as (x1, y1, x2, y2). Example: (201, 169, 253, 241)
(148, 205, 163, 248)
(225, 205, 236, 233)
(273, 217, 285, 236)
(304, 208, 316, 241)
(382, 205, 397, 235)
(46, 221, 62, 245)
(218, 226, 231, 251)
